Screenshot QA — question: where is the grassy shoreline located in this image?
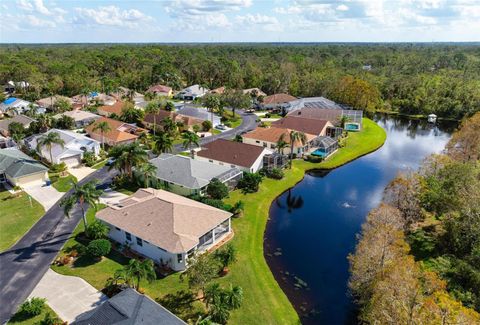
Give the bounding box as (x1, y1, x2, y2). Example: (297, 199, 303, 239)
(52, 118, 386, 324)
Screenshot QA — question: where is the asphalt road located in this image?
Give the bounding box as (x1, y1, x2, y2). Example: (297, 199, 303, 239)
(0, 167, 117, 324)
(0, 109, 257, 324)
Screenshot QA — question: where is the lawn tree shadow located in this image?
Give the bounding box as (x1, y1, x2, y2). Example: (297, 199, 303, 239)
(8, 310, 35, 323)
(157, 290, 205, 321)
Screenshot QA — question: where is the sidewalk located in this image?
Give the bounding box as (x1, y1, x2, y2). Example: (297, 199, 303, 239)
(29, 269, 107, 323)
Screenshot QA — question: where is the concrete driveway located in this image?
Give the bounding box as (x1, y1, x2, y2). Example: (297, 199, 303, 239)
(29, 269, 107, 323)
(99, 190, 129, 205)
(68, 165, 96, 181)
(23, 184, 63, 211)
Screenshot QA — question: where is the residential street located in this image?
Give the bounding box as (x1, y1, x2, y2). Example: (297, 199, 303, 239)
(0, 109, 257, 324)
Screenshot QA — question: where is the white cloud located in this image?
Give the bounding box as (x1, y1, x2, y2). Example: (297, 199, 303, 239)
(166, 0, 252, 16)
(236, 14, 283, 31)
(74, 6, 153, 27)
(25, 14, 56, 27)
(17, 0, 34, 11)
(336, 4, 349, 11)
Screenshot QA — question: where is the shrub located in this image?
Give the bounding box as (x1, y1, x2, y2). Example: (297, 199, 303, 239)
(192, 124, 201, 133)
(265, 168, 284, 180)
(304, 155, 323, 163)
(265, 113, 271, 118)
(202, 120, 213, 131)
(207, 178, 229, 200)
(18, 297, 46, 317)
(237, 172, 263, 193)
(87, 239, 111, 258)
(224, 121, 232, 127)
(214, 244, 237, 268)
(86, 220, 109, 239)
(230, 200, 245, 217)
(37, 312, 61, 325)
(82, 151, 97, 167)
(49, 162, 67, 173)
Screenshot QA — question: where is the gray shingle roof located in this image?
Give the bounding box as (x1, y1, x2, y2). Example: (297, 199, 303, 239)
(0, 148, 47, 178)
(0, 115, 36, 131)
(149, 154, 242, 189)
(72, 288, 186, 325)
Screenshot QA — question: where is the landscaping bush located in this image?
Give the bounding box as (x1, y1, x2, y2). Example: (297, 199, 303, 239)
(304, 155, 323, 163)
(207, 178, 229, 200)
(214, 244, 237, 270)
(49, 162, 67, 173)
(230, 201, 245, 217)
(265, 113, 271, 118)
(86, 220, 109, 239)
(18, 297, 46, 317)
(82, 151, 97, 167)
(237, 172, 263, 193)
(224, 121, 232, 127)
(192, 124, 201, 133)
(265, 168, 284, 180)
(202, 120, 212, 131)
(87, 239, 111, 258)
(37, 312, 61, 325)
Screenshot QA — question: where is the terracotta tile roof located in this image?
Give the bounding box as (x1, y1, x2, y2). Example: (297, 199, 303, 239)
(243, 88, 267, 97)
(287, 108, 342, 123)
(243, 127, 316, 146)
(85, 116, 145, 143)
(263, 93, 297, 105)
(271, 116, 332, 135)
(96, 188, 232, 253)
(144, 111, 203, 127)
(147, 84, 172, 94)
(98, 101, 125, 116)
(197, 139, 267, 168)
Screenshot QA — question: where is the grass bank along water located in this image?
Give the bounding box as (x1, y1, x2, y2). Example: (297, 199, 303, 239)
(52, 118, 386, 324)
(264, 116, 454, 324)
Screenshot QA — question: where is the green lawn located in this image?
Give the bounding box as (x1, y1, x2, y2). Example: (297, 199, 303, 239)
(52, 118, 386, 324)
(9, 303, 61, 325)
(0, 189, 45, 252)
(92, 159, 107, 170)
(49, 173, 78, 192)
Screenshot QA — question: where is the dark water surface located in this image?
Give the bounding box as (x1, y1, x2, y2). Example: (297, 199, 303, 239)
(264, 115, 456, 325)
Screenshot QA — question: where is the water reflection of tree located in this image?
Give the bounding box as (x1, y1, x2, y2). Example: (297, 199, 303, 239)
(276, 189, 304, 213)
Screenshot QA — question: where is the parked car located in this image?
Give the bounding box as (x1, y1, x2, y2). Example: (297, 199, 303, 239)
(106, 158, 116, 166)
(215, 124, 227, 130)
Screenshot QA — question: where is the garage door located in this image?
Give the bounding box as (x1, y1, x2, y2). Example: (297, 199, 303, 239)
(61, 155, 82, 167)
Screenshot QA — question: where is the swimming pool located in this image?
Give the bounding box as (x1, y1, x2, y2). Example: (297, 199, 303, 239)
(311, 149, 327, 157)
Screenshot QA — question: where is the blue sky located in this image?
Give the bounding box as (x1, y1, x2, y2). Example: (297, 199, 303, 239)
(1, 0, 479, 43)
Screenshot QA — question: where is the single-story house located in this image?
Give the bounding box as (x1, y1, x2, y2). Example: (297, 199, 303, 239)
(143, 110, 204, 132)
(86, 117, 146, 147)
(176, 106, 220, 127)
(72, 288, 186, 325)
(96, 188, 233, 271)
(242, 126, 317, 156)
(90, 92, 117, 106)
(146, 84, 173, 97)
(0, 98, 44, 116)
(71, 94, 88, 110)
(149, 154, 242, 196)
(0, 148, 48, 187)
(243, 88, 267, 97)
(36, 95, 73, 109)
(97, 101, 125, 117)
(53, 110, 101, 128)
(271, 116, 334, 137)
(26, 129, 100, 167)
(287, 107, 342, 123)
(4, 80, 29, 94)
(0, 115, 36, 137)
(261, 93, 297, 111)
(0, 135, 16, 149)
(196, 139, 272, 172)
(112, 87, 147, 109)
(177, 85, 209, 101)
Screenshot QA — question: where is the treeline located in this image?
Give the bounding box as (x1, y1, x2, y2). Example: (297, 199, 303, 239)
(349, 112, 480, 323)
(1, 44, 479, 119)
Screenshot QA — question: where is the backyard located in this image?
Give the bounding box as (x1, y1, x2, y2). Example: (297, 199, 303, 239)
(51, 118, 386, 324)
(0, 189, 44, 252)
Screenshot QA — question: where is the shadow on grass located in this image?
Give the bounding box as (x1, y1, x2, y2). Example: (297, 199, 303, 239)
(157, 290, 205, 321)
(8, 311, 36, 323)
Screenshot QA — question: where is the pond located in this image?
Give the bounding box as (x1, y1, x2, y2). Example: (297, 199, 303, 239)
(264, 115, 456, 325)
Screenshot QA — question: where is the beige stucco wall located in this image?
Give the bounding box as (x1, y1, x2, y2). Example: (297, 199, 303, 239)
(8, 171, 48, 187)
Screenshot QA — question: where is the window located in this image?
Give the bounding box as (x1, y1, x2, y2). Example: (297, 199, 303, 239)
(263, 142, 267, 147)
(125, 232, 132, 241)
(136, 237, 143, 246)
(209, 159, 213, 163)
(256, 140, 260, 144)
(177, 253, 183, 264)
(115, 227, 121, 231)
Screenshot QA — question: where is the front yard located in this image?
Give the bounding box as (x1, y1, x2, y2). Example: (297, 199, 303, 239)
(51, 118, 386, 324)
(48, 173, 77, 192)
(0, 189, 45, 252)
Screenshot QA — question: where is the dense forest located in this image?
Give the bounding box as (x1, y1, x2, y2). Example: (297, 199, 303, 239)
(1, 44, 479, 119)
(349, 112, 480, 323)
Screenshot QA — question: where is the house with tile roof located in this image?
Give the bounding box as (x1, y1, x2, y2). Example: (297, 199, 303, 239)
(143, 110, 204, 132)
(72, 288, 186, 325)
(196, 139, 272, 172)
(36, 95, 73, 109)
(261, 93, 297, 111)
(242, 126, 318, 156)
(97, 101, 126, 117)
(146, 84, 173, 97)
(177, 85, 209, 101)
(271, 116, 334, 137)
(26, 129, 100, 167)
(149, 154, 242, 196)
(0, 148, 48, 187)
(0, 115, 36, 137)
(86, 117, 146, 147)
(54, 110, 101, 128)
(96, 188, 233, 271)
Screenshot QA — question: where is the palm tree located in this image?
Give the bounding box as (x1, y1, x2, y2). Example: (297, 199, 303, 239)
(60, 180, 103, 230)
(145, 101, 161, 136)
(182, 131, 200, 158)
(123, 259, 156, 290)
(276, 137, 289, 155)
(162, 117, 177, 136)
(136, 162, 157, 188)
(92, 121, 111, 151)
(153, 131, 174, 154)
(285, 131, 307, 168)
(36, 131, 65, 165)
(108, 142, 148, 180)
(165, 101, 175, 112)
(35, 115, 51, 133)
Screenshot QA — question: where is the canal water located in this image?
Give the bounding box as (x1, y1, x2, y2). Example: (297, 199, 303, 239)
(264, 115, 456, 325)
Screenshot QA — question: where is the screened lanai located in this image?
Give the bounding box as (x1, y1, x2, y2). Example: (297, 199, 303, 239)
(311, 136, 339, 158)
